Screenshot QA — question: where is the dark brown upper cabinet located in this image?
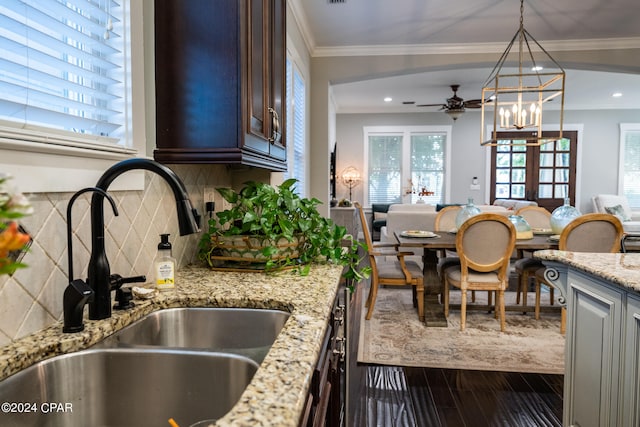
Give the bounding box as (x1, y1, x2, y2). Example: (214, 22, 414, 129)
(154, 0, 287, 171)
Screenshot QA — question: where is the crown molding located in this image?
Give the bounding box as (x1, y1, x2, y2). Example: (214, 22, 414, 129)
(311, 37, 640, 58)
(287, 0, 640, 58)
(287, 0, 316, 56)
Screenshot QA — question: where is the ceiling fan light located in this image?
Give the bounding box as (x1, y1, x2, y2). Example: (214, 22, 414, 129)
(445, 108, 465, 121)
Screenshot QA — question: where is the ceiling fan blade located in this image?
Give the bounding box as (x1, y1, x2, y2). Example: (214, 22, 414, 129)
(462, 98, 486, 108)
(416, 103, 446, 108)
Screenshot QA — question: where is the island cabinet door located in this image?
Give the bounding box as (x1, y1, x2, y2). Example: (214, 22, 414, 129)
(564, 271, 624, 427)
(622, 294, 640, 427)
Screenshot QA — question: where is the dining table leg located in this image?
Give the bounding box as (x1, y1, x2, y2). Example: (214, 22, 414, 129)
(422, 248, 449, 327)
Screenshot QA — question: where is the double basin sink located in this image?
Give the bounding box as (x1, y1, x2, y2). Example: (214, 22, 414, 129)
(0, 307, 290, 427)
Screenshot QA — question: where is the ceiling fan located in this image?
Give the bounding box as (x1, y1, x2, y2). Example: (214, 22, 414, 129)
(416, 84, 482, 120)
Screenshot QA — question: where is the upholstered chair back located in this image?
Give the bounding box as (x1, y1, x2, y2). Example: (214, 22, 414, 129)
(434, 205, 461, 232)
(560, 213, 624, 253)
(515, 206, 552, 229)
(456, 214, 516, 277)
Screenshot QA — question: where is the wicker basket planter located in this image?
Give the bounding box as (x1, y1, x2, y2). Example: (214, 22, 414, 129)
(209, 234, 305, 265)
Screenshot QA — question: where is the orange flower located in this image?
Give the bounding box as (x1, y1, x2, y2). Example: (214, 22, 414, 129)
(0, 221, 30, 258)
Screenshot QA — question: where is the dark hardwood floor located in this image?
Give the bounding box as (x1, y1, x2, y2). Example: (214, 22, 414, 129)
(347, 256, 563, 427)
(352, 365, 563, 427)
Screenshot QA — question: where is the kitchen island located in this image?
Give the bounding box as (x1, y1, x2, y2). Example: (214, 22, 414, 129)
(534, 250, 640, 427)
(0, 263, 344, 426)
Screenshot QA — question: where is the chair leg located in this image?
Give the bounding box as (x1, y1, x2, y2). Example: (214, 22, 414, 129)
(460, 290, 467, 331)
(471, 290, 476, 303)
(534, 280, 542, 320)
(522, 276, 529, 306)
(487, 291, 494, 314)
(517, 271, 530, 309)
(365, 279, 380, 320)
(411, 286, 417, 308)
(365, 281, 373, 308)
(498, 290, 506, 332)
(550, 286, 555, 306)
(416, 280, 424, 322)
(443, 278, 450, 317)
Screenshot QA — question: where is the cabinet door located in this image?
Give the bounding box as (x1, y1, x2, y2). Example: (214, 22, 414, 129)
(246, 0, 286, 160)
(564, 271, 623, 427)
(247, 0, 267, 150)
(622, 294, 640, 427)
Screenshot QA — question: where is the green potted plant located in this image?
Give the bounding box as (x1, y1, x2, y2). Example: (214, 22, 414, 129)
(198, 179, 370, 284)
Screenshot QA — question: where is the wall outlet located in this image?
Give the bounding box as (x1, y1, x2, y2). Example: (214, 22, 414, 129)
(470, 184, 481, 190)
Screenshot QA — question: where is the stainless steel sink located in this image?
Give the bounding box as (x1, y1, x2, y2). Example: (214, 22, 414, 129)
(0, 348, 258, 427)
(96, 307, 290, 363)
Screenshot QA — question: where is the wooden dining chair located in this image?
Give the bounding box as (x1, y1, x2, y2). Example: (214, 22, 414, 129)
(513, 206, 553, 307)
(534, 213, 624, 333)
(354, 202, 425, 321)
(443, 213, 516, 332)
(434, 205, 461, 234)
(434, 205, 479, 301)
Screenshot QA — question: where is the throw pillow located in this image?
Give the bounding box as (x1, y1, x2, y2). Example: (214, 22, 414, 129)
(605, 204, 631, 222)
(373, 212, 387, 220)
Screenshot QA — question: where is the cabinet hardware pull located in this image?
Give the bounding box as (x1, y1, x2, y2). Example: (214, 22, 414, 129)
(332, 336, 346, 361)
(268, 107, 281, 144)
(334, 305, 345, 325)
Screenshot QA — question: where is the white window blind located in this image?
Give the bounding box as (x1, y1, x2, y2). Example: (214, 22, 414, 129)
(620, 124, 640, 208)
(285, 58, 306, 197)
(365, 126, 450, 206)
(367, 133, 402, 204)
(0, 0, 126, 144)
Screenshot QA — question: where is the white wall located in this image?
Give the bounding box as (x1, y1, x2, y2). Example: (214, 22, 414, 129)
(336, 109, 640, 213)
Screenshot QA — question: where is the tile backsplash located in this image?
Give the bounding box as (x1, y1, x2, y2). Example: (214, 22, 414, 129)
(0, 164, 232, 344)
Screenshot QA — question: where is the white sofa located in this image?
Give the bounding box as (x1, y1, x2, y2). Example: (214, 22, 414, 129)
(592, 194, 640, 233)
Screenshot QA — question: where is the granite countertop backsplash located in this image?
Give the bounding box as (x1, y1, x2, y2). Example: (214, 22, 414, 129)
(0, 263, 344, 426)
(534, 250, 640, 292)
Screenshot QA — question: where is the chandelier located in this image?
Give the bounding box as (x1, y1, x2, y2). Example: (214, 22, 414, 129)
(480, 0, 565, 146)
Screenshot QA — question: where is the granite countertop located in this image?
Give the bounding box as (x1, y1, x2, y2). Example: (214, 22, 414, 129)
(0, 263, 344, 426)
(535, 250, 640, 292)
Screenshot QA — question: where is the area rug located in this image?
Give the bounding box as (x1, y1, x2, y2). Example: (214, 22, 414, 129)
(357, 287, 565, 374)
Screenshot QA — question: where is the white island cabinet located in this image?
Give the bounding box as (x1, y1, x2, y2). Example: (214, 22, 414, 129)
(534, 251, 640, 427)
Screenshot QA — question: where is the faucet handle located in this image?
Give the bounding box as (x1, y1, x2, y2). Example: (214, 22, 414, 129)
(109, 274, 146, 290)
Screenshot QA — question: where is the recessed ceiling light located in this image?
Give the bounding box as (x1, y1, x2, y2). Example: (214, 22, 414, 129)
(384, 97, 392, 102)
(612, 92, 623, 98)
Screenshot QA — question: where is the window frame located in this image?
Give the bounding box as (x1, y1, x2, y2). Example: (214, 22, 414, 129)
(0, 0, 145, 193)
(363, 125, 452, 207)
(619, 123, 640, 208)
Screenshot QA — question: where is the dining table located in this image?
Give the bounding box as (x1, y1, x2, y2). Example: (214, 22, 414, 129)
(394, 230, 560, 326)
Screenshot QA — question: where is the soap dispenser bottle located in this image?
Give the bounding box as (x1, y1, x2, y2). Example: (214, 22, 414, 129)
(155, 234, 176, 291)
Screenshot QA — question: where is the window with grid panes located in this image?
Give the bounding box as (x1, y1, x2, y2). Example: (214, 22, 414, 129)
(490, 131, 577, 211)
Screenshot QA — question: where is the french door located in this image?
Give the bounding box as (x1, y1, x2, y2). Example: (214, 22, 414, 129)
(490, 131, 577, 212)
